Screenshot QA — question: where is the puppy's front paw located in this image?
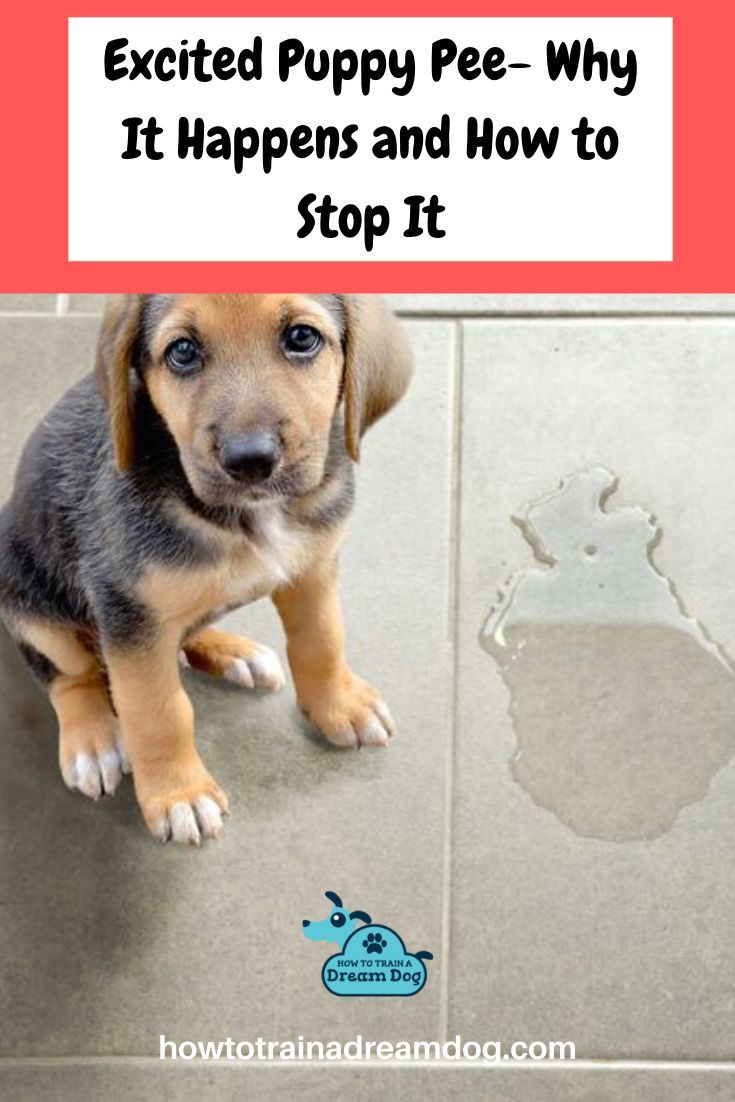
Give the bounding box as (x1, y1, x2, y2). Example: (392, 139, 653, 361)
(60, 725, 131, 800)
(222, 645, 286, 694)
(182, 634, 286, 694)
(300, 673, 396, 749)
(137, 764, 229, 846)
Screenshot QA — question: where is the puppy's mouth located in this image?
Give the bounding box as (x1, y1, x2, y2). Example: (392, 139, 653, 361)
(187, 467, 281, 507)
(183, 459, 322, 509)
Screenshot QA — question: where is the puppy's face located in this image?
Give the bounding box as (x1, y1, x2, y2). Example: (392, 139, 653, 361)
(140, 294, 346, 507)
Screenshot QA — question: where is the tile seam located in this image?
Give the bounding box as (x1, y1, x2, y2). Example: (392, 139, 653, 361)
(437, 318, 464, 1043)
(2, 1057, 735, 1070)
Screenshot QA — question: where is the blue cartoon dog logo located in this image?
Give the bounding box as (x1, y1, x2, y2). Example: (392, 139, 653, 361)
(302, 891, 433, 997)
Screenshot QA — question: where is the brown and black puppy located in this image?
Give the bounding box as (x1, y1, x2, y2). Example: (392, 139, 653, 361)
(0, 294, 412, 844)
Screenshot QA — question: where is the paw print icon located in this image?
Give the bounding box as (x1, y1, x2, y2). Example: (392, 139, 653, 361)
(363, 932, 388, 955)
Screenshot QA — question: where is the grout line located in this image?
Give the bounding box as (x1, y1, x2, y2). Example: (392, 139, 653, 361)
(2, 310, 735, 322)
(1, 1057, 735, 1071)
(0, 311, 71, 318)
(396, 311, 735, 322)
(437, 319, 464, 1043)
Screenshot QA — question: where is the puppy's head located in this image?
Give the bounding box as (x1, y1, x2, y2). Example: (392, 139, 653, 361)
(95, 294, 412, 507)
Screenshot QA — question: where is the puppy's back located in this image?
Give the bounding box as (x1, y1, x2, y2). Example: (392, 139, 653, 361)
(0, 375, 109, 623)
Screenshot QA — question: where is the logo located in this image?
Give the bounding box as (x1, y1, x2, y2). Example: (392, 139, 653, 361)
(301, 890, 433, 997)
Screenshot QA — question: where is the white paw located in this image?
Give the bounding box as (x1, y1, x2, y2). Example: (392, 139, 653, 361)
(153, 796, 225, 846)
(308, 682, 397, 750)
(61, 742, 131, 800)
(332, 704, 395, 749)
(224, 645, 286, 694)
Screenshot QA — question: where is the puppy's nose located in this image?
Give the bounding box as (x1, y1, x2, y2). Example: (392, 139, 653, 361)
(302, 919, 310, 927)
(218, 432, 281, 484)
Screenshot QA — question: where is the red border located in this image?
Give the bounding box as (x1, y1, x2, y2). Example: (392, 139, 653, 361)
(0, 3, 726, 291)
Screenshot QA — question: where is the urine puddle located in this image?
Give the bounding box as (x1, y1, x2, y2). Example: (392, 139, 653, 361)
(480, 466, 735, 841)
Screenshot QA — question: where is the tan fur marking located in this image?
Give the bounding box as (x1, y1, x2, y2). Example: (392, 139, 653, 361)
(105, 632, 228, 837)
(17, 618, 98, 679)
(138, 517, 341, 640)
(184, 628, 262, 676)
(51, 671, 121, 787)
(15, 618, 121, 790)
(273, 556, 395, 748)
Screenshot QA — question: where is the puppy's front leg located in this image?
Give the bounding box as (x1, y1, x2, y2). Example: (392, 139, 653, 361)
(273, 559, 395, 749)
(105, 630, 228, 844)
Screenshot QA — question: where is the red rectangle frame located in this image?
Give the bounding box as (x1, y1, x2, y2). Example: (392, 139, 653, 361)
(0, 3, 725, 292)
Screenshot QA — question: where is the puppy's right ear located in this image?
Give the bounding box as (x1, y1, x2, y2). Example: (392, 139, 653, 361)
(350, 910, 372, 924)
(94, 294, 143, 472)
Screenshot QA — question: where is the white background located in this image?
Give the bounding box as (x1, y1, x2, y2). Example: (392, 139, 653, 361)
(68, 18, 672, 262)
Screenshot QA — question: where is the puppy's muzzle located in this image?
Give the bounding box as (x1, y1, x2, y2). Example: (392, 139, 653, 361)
(217, 431, 281, 486)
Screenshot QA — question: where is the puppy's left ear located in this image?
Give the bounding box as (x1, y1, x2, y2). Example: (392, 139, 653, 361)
(342, 296, 413, 462)
(94, 294, 144, 472)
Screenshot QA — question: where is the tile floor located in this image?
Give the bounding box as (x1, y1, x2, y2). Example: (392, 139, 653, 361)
(1, 295, 734, 1098)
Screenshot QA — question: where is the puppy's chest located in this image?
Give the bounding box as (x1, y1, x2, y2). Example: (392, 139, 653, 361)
(141, 510, 309, 629)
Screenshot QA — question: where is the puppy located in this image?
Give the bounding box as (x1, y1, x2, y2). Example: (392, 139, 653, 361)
(0, 295, 412, 844)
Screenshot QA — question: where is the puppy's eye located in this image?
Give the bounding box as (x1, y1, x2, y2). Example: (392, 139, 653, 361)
(283, 325, 322, 359)
(331, 912, 347, 927)
(165, 338, 202, 375)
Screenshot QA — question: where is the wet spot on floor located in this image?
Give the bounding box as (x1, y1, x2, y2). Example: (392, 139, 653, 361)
(480, 466, 735, 841)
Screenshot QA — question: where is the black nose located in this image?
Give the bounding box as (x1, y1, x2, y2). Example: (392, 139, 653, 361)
(302, 919, 310, 927)
(218, 432, 281, 484)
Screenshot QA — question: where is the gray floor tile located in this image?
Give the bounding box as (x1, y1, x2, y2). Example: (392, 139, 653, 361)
(0, 1063, 733, 1101)
(389, 294, 735, 315)
(0, 317, 98, 498)
(451, 319, 735, 1059)
(0, 295, 57, 313)
(0, 316, 456, 1055)
(68, 294, 106, 313)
